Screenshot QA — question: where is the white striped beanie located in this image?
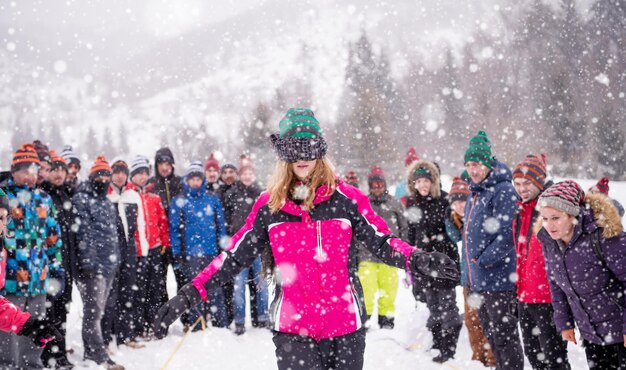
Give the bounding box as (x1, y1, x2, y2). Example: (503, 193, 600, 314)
(130, 155, 150, 178)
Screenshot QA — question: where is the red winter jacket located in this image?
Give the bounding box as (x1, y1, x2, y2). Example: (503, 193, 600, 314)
(192, 181, 417, 341)
(1, 249, 30, 333)
(126, 183, 170, 256)
(513, 199, 552, 303)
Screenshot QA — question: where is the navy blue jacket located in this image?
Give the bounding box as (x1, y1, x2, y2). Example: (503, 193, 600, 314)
(463, 160, 518, 292)
(72, 181, 120, 276)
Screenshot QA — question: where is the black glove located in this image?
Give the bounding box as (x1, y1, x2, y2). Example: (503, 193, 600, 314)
(153, 283, 202, 339)
(409, 250, 459, 281)
(17, 317, 62, 348)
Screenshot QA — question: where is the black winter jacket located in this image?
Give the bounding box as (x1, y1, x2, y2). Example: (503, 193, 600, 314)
(406, 190, 460, 290)
(72, 181, 120, 277)
(223, 181, 263, 236)
(40, 181, 78, 280)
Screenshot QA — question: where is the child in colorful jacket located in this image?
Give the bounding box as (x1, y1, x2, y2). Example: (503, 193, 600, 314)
(154, 108, 459, 370)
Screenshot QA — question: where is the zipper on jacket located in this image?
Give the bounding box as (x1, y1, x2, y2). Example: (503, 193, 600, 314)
(316, 220, 322, 258)
(464, 193, 478, 287)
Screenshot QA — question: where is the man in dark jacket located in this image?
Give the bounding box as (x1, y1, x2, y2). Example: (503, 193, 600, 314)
(512, 154, 569, 369)
(463, 131, 523, 370)
(222, 163, 266, 334)
(147, 148, 185, 291)
(39, 151, 76, 369)
(72, 156, 124, 370)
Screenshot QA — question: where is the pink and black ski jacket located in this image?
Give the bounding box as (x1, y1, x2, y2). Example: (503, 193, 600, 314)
(192, 180, 416, 341)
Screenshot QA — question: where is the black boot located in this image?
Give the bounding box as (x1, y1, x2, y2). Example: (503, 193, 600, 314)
(433, 324, 461, 363)
(378, 316, 395, 329)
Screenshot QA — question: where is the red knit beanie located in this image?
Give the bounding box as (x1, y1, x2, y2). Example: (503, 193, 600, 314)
(538, 180, 585, 217)
(405, 147, 419, 167)
(513, 154, 548, 190)
(204, 153, 220, 172)
(589, 177, 609, 195)
(367, 165, 386, 184)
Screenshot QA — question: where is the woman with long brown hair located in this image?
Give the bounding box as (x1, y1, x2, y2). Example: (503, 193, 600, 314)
(153, 108, 458, 370)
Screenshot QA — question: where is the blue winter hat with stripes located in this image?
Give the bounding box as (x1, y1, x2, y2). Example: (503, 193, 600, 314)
(270, 108, 328, 162)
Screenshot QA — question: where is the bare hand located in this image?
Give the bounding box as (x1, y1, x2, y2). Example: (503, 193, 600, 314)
(561, 329, 576, 344)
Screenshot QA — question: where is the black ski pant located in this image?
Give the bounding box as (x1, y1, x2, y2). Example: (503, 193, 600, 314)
(475, 290, 524, 370)
(583, 340, 626, 369)
(41, 267, 73, 367)
(424, 287, 462, 357)
(273, 329, 366, 370)
(135, 248, 168, 336)
(518, 302, 570, 369)
(102, 252, 138, 345)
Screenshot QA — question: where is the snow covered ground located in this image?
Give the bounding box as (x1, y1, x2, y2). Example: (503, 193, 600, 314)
(63, 178, 626, 369)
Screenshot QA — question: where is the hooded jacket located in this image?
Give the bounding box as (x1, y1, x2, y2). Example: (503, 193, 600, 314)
(72, 181, 120, 276)
(405, 159, 460, 290)
(169, 180, 227, 258)
(463, 159, 518, 292)
(147, 147, 183, 214)
(536, 193, 626, 345)
(191, 180, 417, 341)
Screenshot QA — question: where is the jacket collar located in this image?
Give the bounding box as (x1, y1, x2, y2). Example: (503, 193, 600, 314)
(280, 182, 335, 216)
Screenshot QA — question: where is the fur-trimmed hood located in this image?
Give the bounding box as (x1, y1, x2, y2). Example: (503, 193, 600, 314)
(406, 159, 441, 198)
(534, 192, 624, 239)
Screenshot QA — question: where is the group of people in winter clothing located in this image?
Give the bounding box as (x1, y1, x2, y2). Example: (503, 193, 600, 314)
(346, 128, 625, 370)
(0, 140, 275, 369)
(1, 109, 625, 370)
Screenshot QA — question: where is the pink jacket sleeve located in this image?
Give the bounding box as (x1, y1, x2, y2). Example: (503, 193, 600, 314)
(0, 295, 30, 334)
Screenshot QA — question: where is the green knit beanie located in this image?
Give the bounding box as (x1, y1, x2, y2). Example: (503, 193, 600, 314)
(278, 108, 323, 139)
(271, 108, 328, 162)
(464, 130, 493, 169)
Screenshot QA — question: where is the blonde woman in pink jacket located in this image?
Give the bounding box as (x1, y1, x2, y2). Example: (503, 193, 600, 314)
(154, 109, 459, 370)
